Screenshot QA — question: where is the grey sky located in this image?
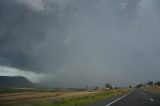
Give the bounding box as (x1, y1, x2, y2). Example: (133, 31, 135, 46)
(0, 0, 160, 88)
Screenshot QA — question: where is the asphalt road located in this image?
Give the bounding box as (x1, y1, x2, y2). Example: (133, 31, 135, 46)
(86, 89, 160, 106)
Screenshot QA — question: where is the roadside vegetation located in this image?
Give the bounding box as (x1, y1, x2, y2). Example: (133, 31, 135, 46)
(144, 86, 160, 94)
(135, 81, 160, 94)
(0, 88, 131, 106)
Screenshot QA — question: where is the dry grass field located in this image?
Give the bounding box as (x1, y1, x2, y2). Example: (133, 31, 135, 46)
(144, 86, 160, 94)
(0, 88, 131, 106)
(0, 89, 99, 105)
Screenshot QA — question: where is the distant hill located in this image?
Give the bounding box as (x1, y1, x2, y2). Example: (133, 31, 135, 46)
(0, 76, 34, 88)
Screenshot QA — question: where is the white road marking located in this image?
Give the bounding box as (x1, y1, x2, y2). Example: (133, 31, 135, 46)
(105, 92, 131, 106)
(150, 98, 154, 102)
(141, 91, 154, 102)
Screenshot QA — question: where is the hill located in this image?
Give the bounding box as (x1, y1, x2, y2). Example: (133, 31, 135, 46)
(0, 76, 34, 88)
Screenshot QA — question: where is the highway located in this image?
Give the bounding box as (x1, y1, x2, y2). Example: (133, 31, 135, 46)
(86, 89, 160, 106)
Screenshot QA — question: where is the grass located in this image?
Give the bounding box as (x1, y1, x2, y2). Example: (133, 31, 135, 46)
(7, 89, 131, 106)
(144, 86, 160, 94)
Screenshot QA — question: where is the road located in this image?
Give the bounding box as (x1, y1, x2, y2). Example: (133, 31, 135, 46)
(86, 89, 160, 106)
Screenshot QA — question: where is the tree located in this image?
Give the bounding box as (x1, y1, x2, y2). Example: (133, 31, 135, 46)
(114, 87, 118, 89)
(136, 84, 143, 88)
(129, 85, 132, 88)
(147, 81, 154, 86)
(94, 86, 99, 90)
(155, 81, 160, 86)
(105, 83, 112, 89)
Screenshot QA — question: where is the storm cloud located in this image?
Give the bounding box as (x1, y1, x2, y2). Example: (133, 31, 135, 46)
(0, 0, 160, 87)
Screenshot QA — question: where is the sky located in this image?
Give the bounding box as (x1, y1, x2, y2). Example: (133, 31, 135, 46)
(0, 0, 160, 88)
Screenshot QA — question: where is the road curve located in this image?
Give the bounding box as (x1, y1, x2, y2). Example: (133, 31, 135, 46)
(86, 89, 160, 106)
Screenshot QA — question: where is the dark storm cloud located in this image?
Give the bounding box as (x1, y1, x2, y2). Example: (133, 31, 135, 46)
(0, 0, 42, 70)
(0, 0, 71, 71)
(0, 0, 160, 87)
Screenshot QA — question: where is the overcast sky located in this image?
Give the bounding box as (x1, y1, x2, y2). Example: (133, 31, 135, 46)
(0, 0, 160, 88)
